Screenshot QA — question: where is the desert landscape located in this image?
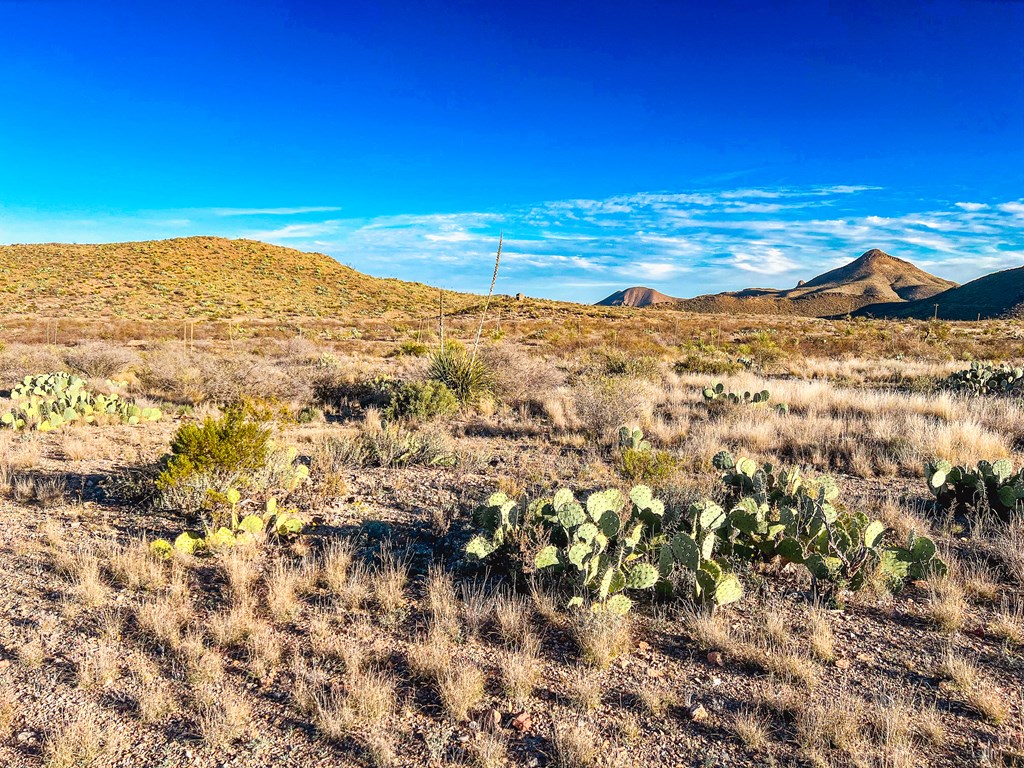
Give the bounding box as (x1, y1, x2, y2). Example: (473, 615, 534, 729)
(0, 237, 1022, 768)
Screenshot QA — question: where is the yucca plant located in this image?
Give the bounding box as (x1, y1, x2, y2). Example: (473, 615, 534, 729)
(428, 345, 490, 404)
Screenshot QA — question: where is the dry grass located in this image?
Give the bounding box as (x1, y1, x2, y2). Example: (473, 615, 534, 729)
(989, 597, 1024, 645)
(247, 622, 283, 684)
(335, 561, 372, 612)
(470, 730, 509, 768)
(807, 605, 835, 662)
(566, 668, 603, 711)
(108, 540, 166, 592)
(408, 628, 452, 682)
(18, 632, 47, 669)
(926, 575, 967, 633)
(179, 632, 226, 687)
(194, 685, 252, 748)
(730, 707, 770, 749)
(439, 663, 485, 722)
(494, 592, 534, 649)
(134, 665, 178, 724)
(77, 642, 121, 690)
(266, 561, 305, 622)
(683, 607, 740, 655)
(935, 649, 979, 691)
(320, 538, 355, 595)
(573, 611, 629, 668)
(460, 578, 493, 639)
(426, 565, 461, 639)
(499, 642, 541, 710)
(209, 599, 259, 649)
(222, 547, 260, 603)
(374, 546, 409, 614)
(993, 518, 1024, 585)
(551, 722, 598, 768)
(637, 680, 676, 718)
(961, 559, 1001, 604)
(42, 711, 119, 768)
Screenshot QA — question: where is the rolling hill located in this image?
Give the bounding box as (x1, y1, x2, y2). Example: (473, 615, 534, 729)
(598, 249, 958, 317)
(854, 265, 1024, 320)
(0, 237, 475, 321)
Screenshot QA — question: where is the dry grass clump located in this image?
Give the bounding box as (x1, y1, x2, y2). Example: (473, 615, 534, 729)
(209, 599, 260, 649)
(960, 559, 1001, 604)
(335, 561, 372, 612)
(439, 664, 485, 722)
(683, 607, 740, 656)
(42, 710, 120, 768)
(136, 580, 192, 650)
(470, 730, 509, 768)
(637, 680, 676, 718)
(133, 662, 178, 724)
(77, 642, 121, 690)
(374, 546, 409, 615)
(18, 631, 47, 669)
(267, 561, 306, 622)
(222, 547, 260, 602)
(730, 707, 770, 749)
(934, 649, 1008, 723)
(426, 565, 461, 638)
(494, 592, 534, 648)
(566, 667, 603, 711)
(989, 598, 1024, 645)
(247, 622, 284, 684)
(993, 518, 1024, 585)
(313, 670, 397, 740)
(108, 540, 166, 592)
(320, 538, 355, 595)
(551, 722, 598, 768)
(408, 628, 452, 682)
(194, 685, 252, 748)
(573, 611, 630, 668)
(914, 701, 946, 746)
(460, 579, 494, 639)
(179, 632, 226, 687)
(499, 640, 541, 710)
(807, 605, 835, 662)
(763, 651, 819, 689)
(925, 575, 967, 633)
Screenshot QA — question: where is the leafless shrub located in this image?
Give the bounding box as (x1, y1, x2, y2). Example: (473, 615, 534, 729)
(64, 342, 139, 378)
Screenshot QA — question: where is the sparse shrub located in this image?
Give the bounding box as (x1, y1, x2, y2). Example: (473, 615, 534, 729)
(63, 342, 138, 379)
(382, 379, 458, 422)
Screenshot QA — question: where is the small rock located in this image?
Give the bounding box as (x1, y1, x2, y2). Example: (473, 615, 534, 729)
(637, 641, 651, 652)
(707, 651, 723, 666)
(17, 730, 36, 743)
(646, 666, 663, 678)
(711, 677, 722, 687)
(688, 703, 708, 722)
(510, 712, 532, 732)
(835, 658, 851, 670)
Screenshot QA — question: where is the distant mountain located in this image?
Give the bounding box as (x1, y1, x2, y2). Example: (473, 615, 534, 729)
(596, 286, 677, 308)
(855, 265, 1024, 320)
(597, 249, 958, 317)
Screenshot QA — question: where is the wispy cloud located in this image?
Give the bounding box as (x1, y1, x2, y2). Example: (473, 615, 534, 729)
(2, 188, 1022, 302)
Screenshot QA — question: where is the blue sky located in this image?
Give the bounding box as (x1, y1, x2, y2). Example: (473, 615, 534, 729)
(1, 0, 1022, 302)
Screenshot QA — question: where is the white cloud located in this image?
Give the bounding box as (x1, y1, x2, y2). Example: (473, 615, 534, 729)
(955, 202, 988, 211)
(731, 248, 800, 275)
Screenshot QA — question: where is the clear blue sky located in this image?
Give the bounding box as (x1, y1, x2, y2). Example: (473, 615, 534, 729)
(1, 0, 1022, 301)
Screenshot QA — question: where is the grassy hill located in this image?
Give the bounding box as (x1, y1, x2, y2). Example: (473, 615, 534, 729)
(0, 237, 476, 321)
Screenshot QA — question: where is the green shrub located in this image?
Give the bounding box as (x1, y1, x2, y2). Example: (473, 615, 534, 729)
(383, 380, 458, 422)
(388, 340, 429, 358)
(428, 345, 490, 404)
(157, 407, 271, 492)
(618, 447, 678, 485)
(156, 407, 308, 523)
(673, 357, 743, 376)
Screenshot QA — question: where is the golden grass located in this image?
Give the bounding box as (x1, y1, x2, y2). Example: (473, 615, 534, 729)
(439, 664, 485, 722)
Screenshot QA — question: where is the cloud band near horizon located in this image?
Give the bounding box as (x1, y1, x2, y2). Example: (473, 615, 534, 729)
(1, 185, 1021, 303)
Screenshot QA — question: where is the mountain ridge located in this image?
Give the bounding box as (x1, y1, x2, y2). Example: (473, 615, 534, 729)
(597, 249, 959, 316)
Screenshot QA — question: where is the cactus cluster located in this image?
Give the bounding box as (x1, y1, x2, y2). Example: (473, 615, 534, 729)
(150, 494, 305, 558)
(943, 362, 1024, 397)
(702, 381, 789, 414)
(618, 425, 651, 453)
(925, 458, 1024, 520)
(466, 484, 743, 613)
(0, 372, 161, 432)
(710, 451, 943, 599)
